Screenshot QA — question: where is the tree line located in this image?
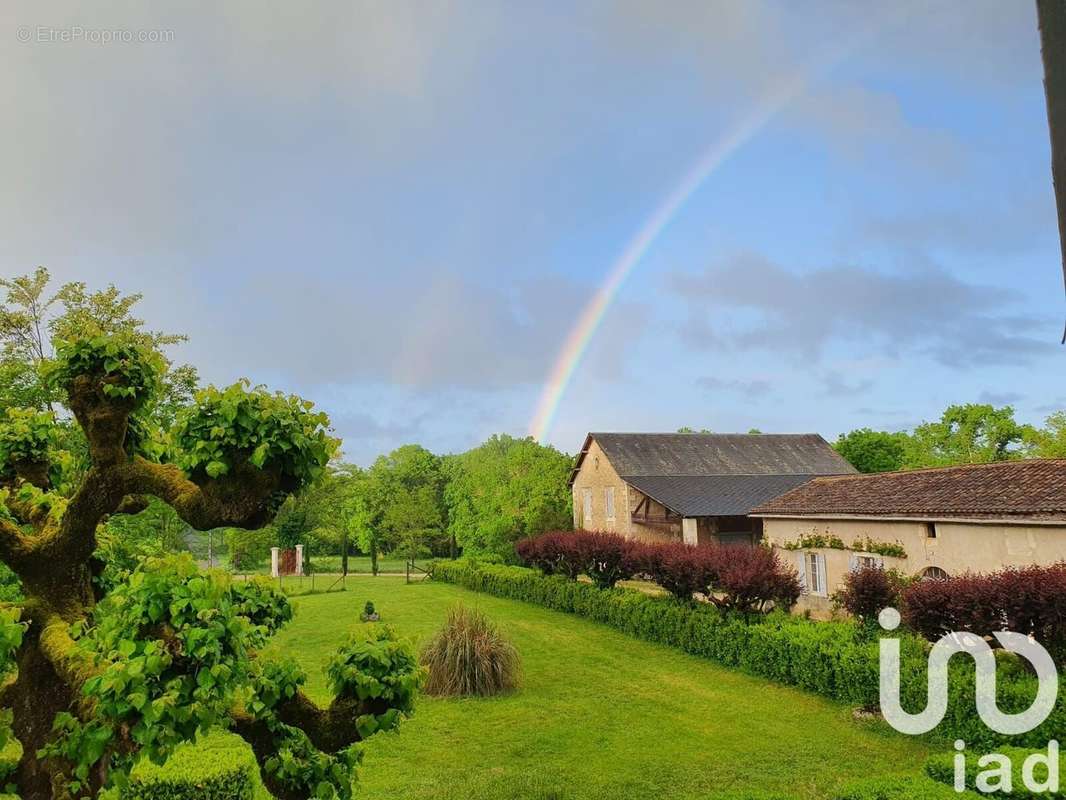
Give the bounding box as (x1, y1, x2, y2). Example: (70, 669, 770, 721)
(833, 403, 1066, 473)
(245, 433, 574, 571)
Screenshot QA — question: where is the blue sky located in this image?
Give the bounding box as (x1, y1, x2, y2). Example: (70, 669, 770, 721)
(2, 1, 1063, 464)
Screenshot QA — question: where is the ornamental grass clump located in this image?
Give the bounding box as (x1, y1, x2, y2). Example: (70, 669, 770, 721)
(421, 604, 520, 697)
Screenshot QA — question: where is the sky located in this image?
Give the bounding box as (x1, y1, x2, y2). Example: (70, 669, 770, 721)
(2, 1, 1064, 464)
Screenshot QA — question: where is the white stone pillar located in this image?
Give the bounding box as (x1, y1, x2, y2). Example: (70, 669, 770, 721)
(295, 544, 304, 576)
(682, 518, 698, 546)
(270, 547, 280, 578)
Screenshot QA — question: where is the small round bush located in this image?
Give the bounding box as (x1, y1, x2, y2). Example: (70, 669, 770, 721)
(421, 604, 520, 697)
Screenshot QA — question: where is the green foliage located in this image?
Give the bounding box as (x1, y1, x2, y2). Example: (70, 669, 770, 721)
(1029, 411, 1066, 458)
(444, 434, 572, 560)
(904, 403, 1034, 468)
(45, 336, 163, 408)
(325, 624, 424, 734)
(0, 563, 21, 604)
(123, 731, 257, 800)
(173, 381, 338, 487)
(231, 578, 295, 642)
(1, 267, 198, 418)
(276, 509, 308, 550)
(925, 746, 1065, 798)
(244, 626, 422, 800)
(95, 498, 189, 591)
(779, 532, 907, 559)
(0, 407, 54, 468)
(432, 561, 1066, 750)
(779, 532, 847, 551)
(421, 604, 520, 697)
(42, 556, 291, 792)
(364, 445, 448, 558)
(4, 482, 68, 528)
(225, 527, 276, 571)
(834, 428, 908, 474)
(0, 736, 18, 784)
(0, 606, 26, 684)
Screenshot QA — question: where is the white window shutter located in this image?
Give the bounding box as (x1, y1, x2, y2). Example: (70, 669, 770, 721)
(816, 555, 828, 597)
(849, 554, 859, 572)
(876, 555, 885, 569)
(796, 552, 808, 592)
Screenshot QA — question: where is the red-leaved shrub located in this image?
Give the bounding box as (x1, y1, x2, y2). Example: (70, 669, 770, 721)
(832, 565, 908, 624)
(902, 562, 1066, 659)
(572, 531, 639, 589)
(637, 541, 718, 602)
(902, 572, 1003, 640)
(708, 545, 801, 614)
(514, 531, 800, 612)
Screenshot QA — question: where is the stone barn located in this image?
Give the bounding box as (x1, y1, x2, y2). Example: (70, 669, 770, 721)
(568, 432, 856, 545)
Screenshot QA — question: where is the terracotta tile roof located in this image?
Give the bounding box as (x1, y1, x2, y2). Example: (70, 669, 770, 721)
(750, 459, 1066, 521)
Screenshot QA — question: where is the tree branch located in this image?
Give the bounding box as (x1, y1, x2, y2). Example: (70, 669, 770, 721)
(231, 691, 368, 800)
(117, 457, 289, 531)
(0, 517, 33, 566)
(66, 375, 134, 467)
(36, 610, 100, 708)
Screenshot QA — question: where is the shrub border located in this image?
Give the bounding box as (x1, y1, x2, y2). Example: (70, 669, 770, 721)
(432, 560, 1066, 750)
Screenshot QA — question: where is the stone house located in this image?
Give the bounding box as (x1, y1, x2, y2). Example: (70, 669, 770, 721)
(750, 459, 1066, 617)
(568, 432, 856, 545)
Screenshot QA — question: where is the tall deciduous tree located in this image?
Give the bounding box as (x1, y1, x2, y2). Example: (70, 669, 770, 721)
(833, 428, 909, 473)
(0, 267, 199, 421)
(444, 434, 572, 559)
(1030, 411, 1066, 458)
(364, 445, 448, 559)
(0, 336, 422, 798)
(903, 403, 1035, 468)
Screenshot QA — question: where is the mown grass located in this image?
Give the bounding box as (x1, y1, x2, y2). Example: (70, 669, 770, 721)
(248, 576, 929, 800)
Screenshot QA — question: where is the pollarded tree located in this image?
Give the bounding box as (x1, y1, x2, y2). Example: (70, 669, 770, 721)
(0, 335, 424, 799)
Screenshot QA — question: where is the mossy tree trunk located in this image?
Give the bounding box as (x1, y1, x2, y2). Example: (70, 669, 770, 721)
(0, 377, 329, 798)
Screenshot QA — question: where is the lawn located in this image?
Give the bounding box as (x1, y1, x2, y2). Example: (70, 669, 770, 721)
(243, 576, 930, 800)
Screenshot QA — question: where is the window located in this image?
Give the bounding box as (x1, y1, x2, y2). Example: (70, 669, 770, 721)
(582, 488, 593, 526)
(805, 558, 822, 597)
(854, 555, 881, 571)
(925, 523, 937, 539)
(796, 551, 828, 597)
(605, 487, 615, 520)
(921, 566, 949, 581)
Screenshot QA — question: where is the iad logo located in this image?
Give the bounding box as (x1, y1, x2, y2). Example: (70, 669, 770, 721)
(878, 607, 1061, 795)
(877, 607, 1058, 736)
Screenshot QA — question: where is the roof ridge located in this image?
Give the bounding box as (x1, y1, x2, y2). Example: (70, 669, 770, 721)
(808, 458, 1066, 483)
(592, 431, 823, 437)
(622, 472, 830, 478)
(752, 458, 1066, 520)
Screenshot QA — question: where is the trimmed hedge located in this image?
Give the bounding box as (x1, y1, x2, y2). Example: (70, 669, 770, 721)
(926, 746, 1066, 798)
(124, 731, 258, 800)
(433, 561, 1066, 749)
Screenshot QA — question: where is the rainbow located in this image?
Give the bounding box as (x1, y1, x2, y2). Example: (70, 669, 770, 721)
(527, 19, 895, 443)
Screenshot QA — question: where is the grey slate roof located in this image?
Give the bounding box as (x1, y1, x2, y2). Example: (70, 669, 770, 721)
(624, 474, 818, 517)
(589, 433, 855, 478)
(570, 432, 857, 517)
